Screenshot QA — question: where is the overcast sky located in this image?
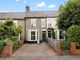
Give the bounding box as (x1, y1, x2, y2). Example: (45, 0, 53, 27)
(0, 0, 67, 12)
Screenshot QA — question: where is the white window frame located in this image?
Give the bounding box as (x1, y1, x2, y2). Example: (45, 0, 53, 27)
(56, 29, 65, 40)
(31, 19, 36, 27)
(41, 19, 46, 28)
(48, 23, 52, 28)
(41, 29, 47, 40)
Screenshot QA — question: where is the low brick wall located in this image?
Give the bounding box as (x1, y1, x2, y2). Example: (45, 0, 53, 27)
(1, 42, 12, 57)
(46, 38, 62, 55)
(70, 42, 77, 55)
(54, 41, 62, 55)
(45, 38, 80, 55)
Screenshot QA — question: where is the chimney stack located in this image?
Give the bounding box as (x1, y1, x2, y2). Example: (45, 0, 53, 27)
(26, 5, 30, 12)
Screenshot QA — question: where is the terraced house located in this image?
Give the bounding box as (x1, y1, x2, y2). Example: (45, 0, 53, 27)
(0, 6, 64, 43)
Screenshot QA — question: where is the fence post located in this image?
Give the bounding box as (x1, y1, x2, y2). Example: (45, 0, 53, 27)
(70, 42, 77, 55)
(2, 42, 12, 57)
(55, 41, 62, 55)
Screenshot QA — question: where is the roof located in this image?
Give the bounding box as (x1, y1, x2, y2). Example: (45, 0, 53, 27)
(0, 12, 26, 19)
(0, 11, 59, 19)
(26, 11, 59, 18)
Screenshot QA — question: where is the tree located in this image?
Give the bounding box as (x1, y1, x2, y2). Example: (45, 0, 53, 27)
(0, 19, 22, 40)
(57, 0, 80, 31)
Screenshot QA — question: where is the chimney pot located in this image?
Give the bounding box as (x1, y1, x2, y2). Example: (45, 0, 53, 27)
(26, 5, 30, 12)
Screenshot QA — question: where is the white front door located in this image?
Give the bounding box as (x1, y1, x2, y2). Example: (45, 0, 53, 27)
(28, 30, 39, 43)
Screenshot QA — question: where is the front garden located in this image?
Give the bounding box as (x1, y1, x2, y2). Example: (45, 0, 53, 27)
(0, 19, 22, 57)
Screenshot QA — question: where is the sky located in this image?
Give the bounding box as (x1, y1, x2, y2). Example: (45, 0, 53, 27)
(0, 0, 67, 12)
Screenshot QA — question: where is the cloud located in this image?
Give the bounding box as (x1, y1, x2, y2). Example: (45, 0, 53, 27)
(16, 0, 19, 2)
(36, 2, 46, 7)
(23, 0, 27, 4)
(0, 11, 11, 12)
(48, 4, 55, 8)
(0, 10, 19, 12)
(36, 2, 56, 9)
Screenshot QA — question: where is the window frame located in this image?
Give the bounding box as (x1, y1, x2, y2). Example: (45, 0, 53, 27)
(31, 19, 36, 27)
(41, 19, 46, 28)
(31, 31, 36, 40)
(48, 30, 52, 38)
(59, 30, 65, 39)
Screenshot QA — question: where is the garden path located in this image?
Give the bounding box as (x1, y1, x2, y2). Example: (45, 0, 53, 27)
(12, 42, 55, 56)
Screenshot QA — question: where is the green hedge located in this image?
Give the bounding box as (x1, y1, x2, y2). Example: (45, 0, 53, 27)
(60, 40, 70, 50)
(12, 41, 20, 51)
(67, 25, 80, 42)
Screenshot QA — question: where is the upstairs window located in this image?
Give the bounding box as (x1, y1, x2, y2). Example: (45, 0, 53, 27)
(48, 23, 52, 28)
(41, 19, 46, 28)
(31, 19, 36, 27)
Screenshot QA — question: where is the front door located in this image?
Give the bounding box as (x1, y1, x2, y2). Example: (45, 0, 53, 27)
(42, 31, 46, 41)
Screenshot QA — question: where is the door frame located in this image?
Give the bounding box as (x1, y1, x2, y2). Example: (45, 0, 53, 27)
(41, 29, 47, 40)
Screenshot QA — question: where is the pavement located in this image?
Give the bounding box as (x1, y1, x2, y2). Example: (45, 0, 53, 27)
(0, 56, 80, 60)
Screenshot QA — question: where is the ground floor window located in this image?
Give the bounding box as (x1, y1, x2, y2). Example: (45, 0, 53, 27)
(31, 31, 36, 40)
(48, 30, 52, 38)
(59, 30, 64, 39)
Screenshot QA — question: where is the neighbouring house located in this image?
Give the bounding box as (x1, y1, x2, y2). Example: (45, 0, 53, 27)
(0, 6, 65, 43)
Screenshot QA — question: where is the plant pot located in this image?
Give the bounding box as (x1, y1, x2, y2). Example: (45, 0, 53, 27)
(62, 50, 70, 55)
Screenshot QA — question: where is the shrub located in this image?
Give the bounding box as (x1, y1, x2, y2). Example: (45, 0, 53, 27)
(12, 41, 19, 51)
(76, 42, 80, 49)
(0, 19, 22, 41)
(0, 41, 5, 51)
(60, 40, 70, 50)
(67, 25, 80, 49)
(76, 50, 80, 54)
(67, 25, 80, 42)
(0, 19, 22, 52)
(10, 36, 18, 41)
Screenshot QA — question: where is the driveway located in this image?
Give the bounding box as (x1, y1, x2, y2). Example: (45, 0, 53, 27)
(12, 42, 56, 56)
